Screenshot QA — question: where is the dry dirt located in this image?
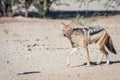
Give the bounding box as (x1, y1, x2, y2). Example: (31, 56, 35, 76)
(0, 15, 120, 80)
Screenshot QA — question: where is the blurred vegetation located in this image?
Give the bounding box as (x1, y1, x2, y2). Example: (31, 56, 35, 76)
(0, 0, 119, 17)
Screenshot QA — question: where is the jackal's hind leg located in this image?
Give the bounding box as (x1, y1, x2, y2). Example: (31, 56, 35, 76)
(66, 48, 77, 66)
(105, 53, 110, 64)
(97, 49, 105, 65)
(97, 48, 109, 65)
(103, 47, 110, 64)
(97, 32, 109, 65)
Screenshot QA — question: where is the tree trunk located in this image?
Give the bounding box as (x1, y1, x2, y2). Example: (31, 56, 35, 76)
(46, 0, 56, 12)
(0, 0, 6, 16)
(25, 0, 29, 17)
(25, 7, 28, 17)
(25, 0, 33, 17)
(6, 3, 12, 17)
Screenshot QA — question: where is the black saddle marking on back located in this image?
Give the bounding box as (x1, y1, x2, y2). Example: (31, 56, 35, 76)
(72, 26, 104, 35)
(84, 26, 104, 35)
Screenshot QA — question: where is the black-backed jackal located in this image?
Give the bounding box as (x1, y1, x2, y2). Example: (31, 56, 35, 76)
(61, 21, 117, 66)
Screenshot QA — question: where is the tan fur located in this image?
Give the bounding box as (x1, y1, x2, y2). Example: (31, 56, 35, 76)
(61, 21, 116, 66)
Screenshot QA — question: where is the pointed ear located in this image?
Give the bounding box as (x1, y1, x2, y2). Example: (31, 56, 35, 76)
(69, 20, 75, 28)
(61, 22, 66, 26)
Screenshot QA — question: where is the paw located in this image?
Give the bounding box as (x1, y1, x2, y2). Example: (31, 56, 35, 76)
(83, 63, 91, 67)
(106, 61, 110, 65)
(86, 63, 91, 67)
(66, 63, 70, 66)
(96, 62, 101, 65)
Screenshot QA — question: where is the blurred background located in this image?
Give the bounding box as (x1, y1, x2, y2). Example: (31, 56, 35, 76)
(0, 1, 120, 80)
(0, 0, 120, 18)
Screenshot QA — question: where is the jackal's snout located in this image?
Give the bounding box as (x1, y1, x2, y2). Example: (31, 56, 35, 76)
(63, 34, 67, 37)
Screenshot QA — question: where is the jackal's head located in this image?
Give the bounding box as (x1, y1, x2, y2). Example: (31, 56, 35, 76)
(61, 21, 74, 37)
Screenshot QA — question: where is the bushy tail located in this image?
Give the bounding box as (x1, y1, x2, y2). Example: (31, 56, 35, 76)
(105, 36, 117, 54)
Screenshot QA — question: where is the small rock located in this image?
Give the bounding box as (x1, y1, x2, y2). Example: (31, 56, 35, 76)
(33, 43, 37, 47)
(36, 39, 40, 41)
(27, 45, 31, 48)
(42, 44, 45, 46)
(7, 61, 10, 63)
(28, 48, 32, 51)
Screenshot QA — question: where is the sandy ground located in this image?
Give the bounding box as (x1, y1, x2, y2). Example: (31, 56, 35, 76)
(0, 15, 120, 80)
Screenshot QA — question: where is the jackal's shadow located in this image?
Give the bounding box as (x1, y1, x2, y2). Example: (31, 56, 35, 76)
(71, 60, 120, 68)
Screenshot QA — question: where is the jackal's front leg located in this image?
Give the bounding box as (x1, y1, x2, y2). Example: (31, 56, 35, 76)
(85, 47, 90, 66)
(66, 48, 77, 66)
